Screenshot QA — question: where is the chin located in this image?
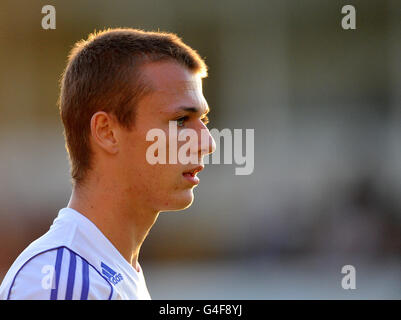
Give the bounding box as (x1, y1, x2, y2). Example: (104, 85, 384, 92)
(161, 189, 195, 212)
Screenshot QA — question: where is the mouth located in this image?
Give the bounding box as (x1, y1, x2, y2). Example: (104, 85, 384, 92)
(182, 165, 204, 185)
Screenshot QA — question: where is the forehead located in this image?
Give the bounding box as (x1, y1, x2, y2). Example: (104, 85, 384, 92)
(139, 61, 208, 114)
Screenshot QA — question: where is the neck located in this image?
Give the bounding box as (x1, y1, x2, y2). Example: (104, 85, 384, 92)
(67, 179, 159, 271)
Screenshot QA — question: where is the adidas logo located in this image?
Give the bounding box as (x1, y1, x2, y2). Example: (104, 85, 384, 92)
(101, 262, 123, 285)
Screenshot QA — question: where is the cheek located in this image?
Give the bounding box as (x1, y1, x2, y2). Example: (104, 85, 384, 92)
(121, 131, 183, 186)
(122, 131, 155, 165)
(151, 164, 181, 185)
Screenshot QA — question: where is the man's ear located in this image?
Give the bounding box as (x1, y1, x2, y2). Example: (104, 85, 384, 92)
(90, 111, 119, 154)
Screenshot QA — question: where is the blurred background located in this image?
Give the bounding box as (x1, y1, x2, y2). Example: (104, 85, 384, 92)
(0, 0, 400, 299)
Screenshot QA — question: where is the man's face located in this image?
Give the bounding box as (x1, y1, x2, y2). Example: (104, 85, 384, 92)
(116, 61, 216, 212)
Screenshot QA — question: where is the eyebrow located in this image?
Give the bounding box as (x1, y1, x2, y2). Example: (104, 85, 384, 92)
(177, 106, 210, 115)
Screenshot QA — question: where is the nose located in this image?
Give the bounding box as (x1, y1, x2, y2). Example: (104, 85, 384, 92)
(199, 127, 216, 157)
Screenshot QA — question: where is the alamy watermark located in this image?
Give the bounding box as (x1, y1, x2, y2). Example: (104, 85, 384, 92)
(41, 5, 56, 30)
(341, 265, 356, 290)
(41, 264, 56, 290)
(341, 5, 356, 30)
(42, 4, 356, 31)
(146, 121, 254, 175)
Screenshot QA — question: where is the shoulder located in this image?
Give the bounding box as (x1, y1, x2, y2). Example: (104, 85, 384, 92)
(3, 246, 117, 300)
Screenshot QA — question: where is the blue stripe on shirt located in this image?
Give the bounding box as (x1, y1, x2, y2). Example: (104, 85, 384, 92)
(80, 259, 90, 300)
(65, 250, 77, 300)
(50, 247, 64, 300)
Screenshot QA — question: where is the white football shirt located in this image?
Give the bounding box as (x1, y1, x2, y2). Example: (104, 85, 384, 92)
(0, 207, 151, 300)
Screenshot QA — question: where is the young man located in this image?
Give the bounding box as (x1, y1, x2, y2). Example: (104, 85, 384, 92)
(0, 28, 215, 300)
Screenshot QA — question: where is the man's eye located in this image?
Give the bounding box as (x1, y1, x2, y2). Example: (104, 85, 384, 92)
(175, 115, 209, 127)
(176, 116, 188, 127)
